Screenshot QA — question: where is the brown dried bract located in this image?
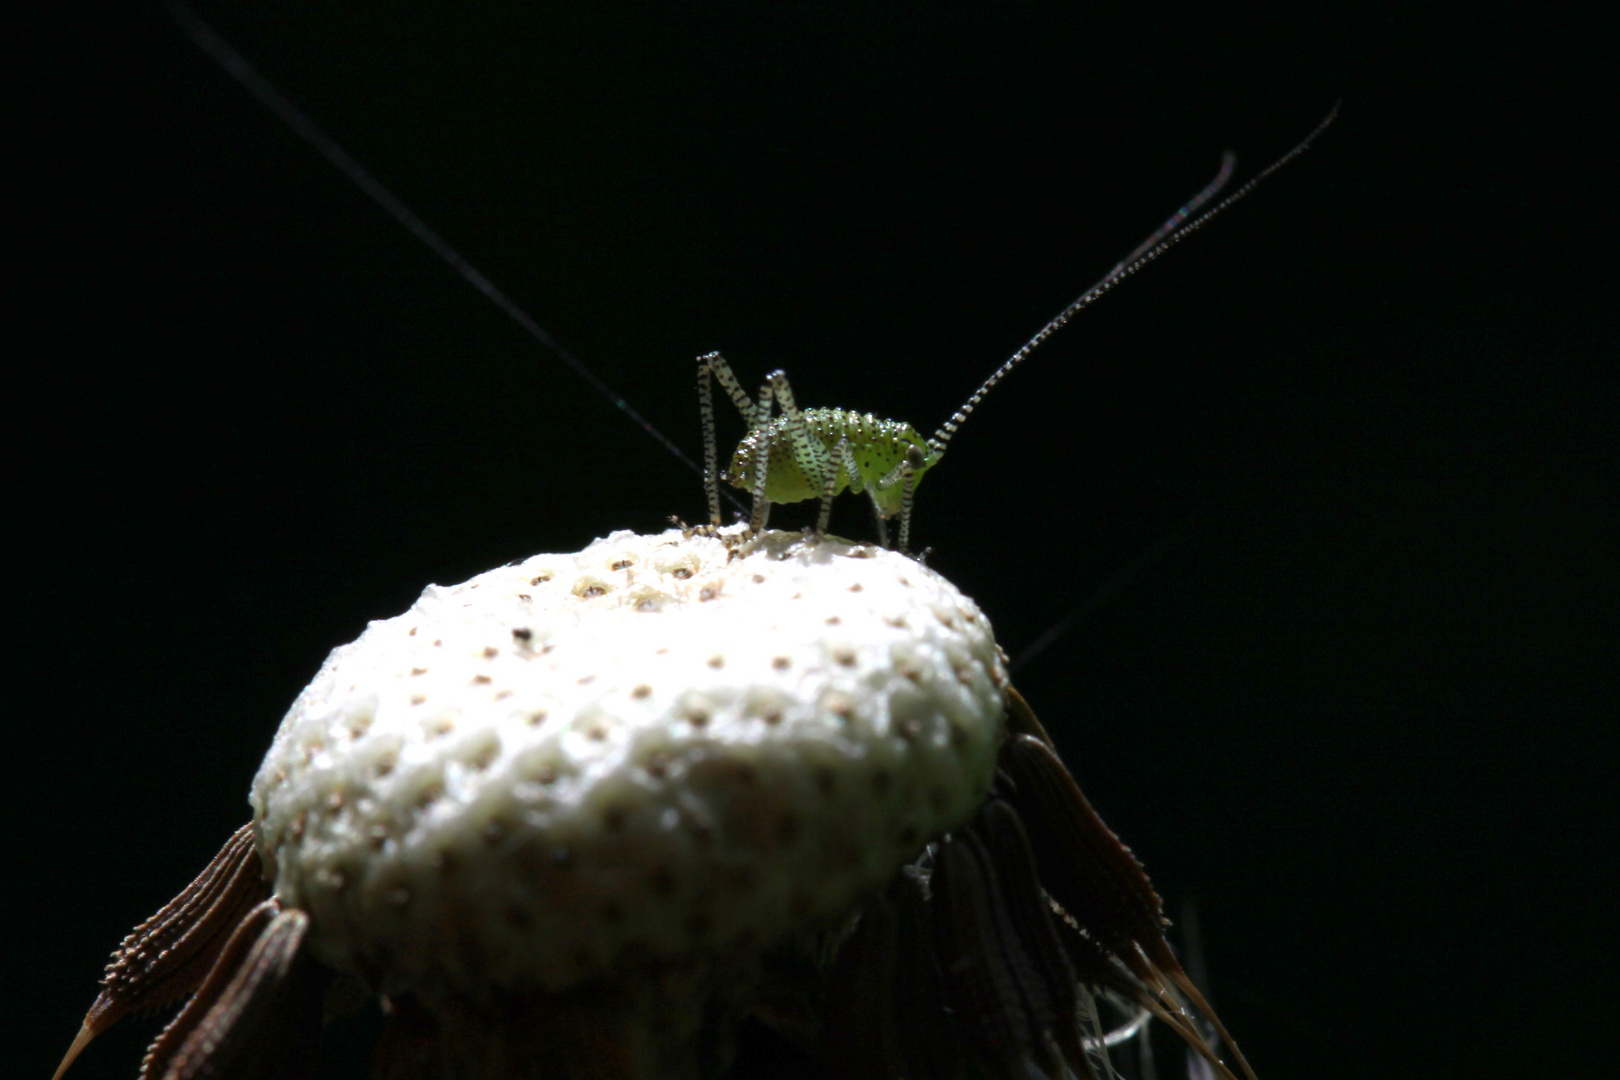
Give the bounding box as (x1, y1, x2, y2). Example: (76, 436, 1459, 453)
(53, 825, 268, 1080)
(1001, 730, 1258, 1080)
(141, 900, 326, 1080)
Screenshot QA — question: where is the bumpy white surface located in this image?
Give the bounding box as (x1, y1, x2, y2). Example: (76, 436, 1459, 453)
(251, 528, 1006, 994)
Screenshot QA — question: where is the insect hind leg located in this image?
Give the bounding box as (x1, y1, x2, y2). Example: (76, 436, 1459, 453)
(697, 352, 763, 525)
(763, 370, 837, 539)
(746, 376, 778, 534)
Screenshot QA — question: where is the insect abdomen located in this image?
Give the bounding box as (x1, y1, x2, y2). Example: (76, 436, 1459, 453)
(727, 409, 931, 515)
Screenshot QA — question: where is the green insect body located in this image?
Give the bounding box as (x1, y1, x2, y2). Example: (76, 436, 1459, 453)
(699, 105, 1336, 556)
(727, 409, 936, 515)
(700, 352, 948, 552)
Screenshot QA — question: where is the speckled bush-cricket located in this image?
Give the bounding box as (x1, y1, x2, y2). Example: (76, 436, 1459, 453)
(696, 107, 1334, 554)
(169, 2, 1333, 560)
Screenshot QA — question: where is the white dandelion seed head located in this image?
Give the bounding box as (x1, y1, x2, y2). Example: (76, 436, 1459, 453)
(251, 527, 1006, 996)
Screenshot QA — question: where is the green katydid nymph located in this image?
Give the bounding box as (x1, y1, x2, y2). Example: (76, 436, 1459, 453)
(697, 104, 1337, 555)
(169, 0, 1333, 556)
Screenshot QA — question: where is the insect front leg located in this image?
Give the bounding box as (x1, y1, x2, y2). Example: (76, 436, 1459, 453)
(897, 453, 918, 555)
(877, 445, 927, 555)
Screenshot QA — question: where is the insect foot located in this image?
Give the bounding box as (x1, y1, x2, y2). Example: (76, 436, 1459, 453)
(56, 527, 1252, 1080)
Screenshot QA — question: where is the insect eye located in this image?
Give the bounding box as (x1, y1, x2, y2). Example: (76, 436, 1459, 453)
(906, 445, 927, 468)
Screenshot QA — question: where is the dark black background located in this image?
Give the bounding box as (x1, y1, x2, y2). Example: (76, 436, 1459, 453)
(14, 3, 1614, 1078)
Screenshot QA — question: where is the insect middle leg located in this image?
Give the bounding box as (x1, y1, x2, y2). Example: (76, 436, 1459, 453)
(816, 435, 862, 538)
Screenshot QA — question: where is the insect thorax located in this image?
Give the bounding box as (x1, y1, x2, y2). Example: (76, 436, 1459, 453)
(726, 408, 935, 516)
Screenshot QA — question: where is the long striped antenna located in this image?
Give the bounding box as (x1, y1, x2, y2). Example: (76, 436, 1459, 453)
(928, 103, 1339, 458)
(163, 0, 747, 514)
